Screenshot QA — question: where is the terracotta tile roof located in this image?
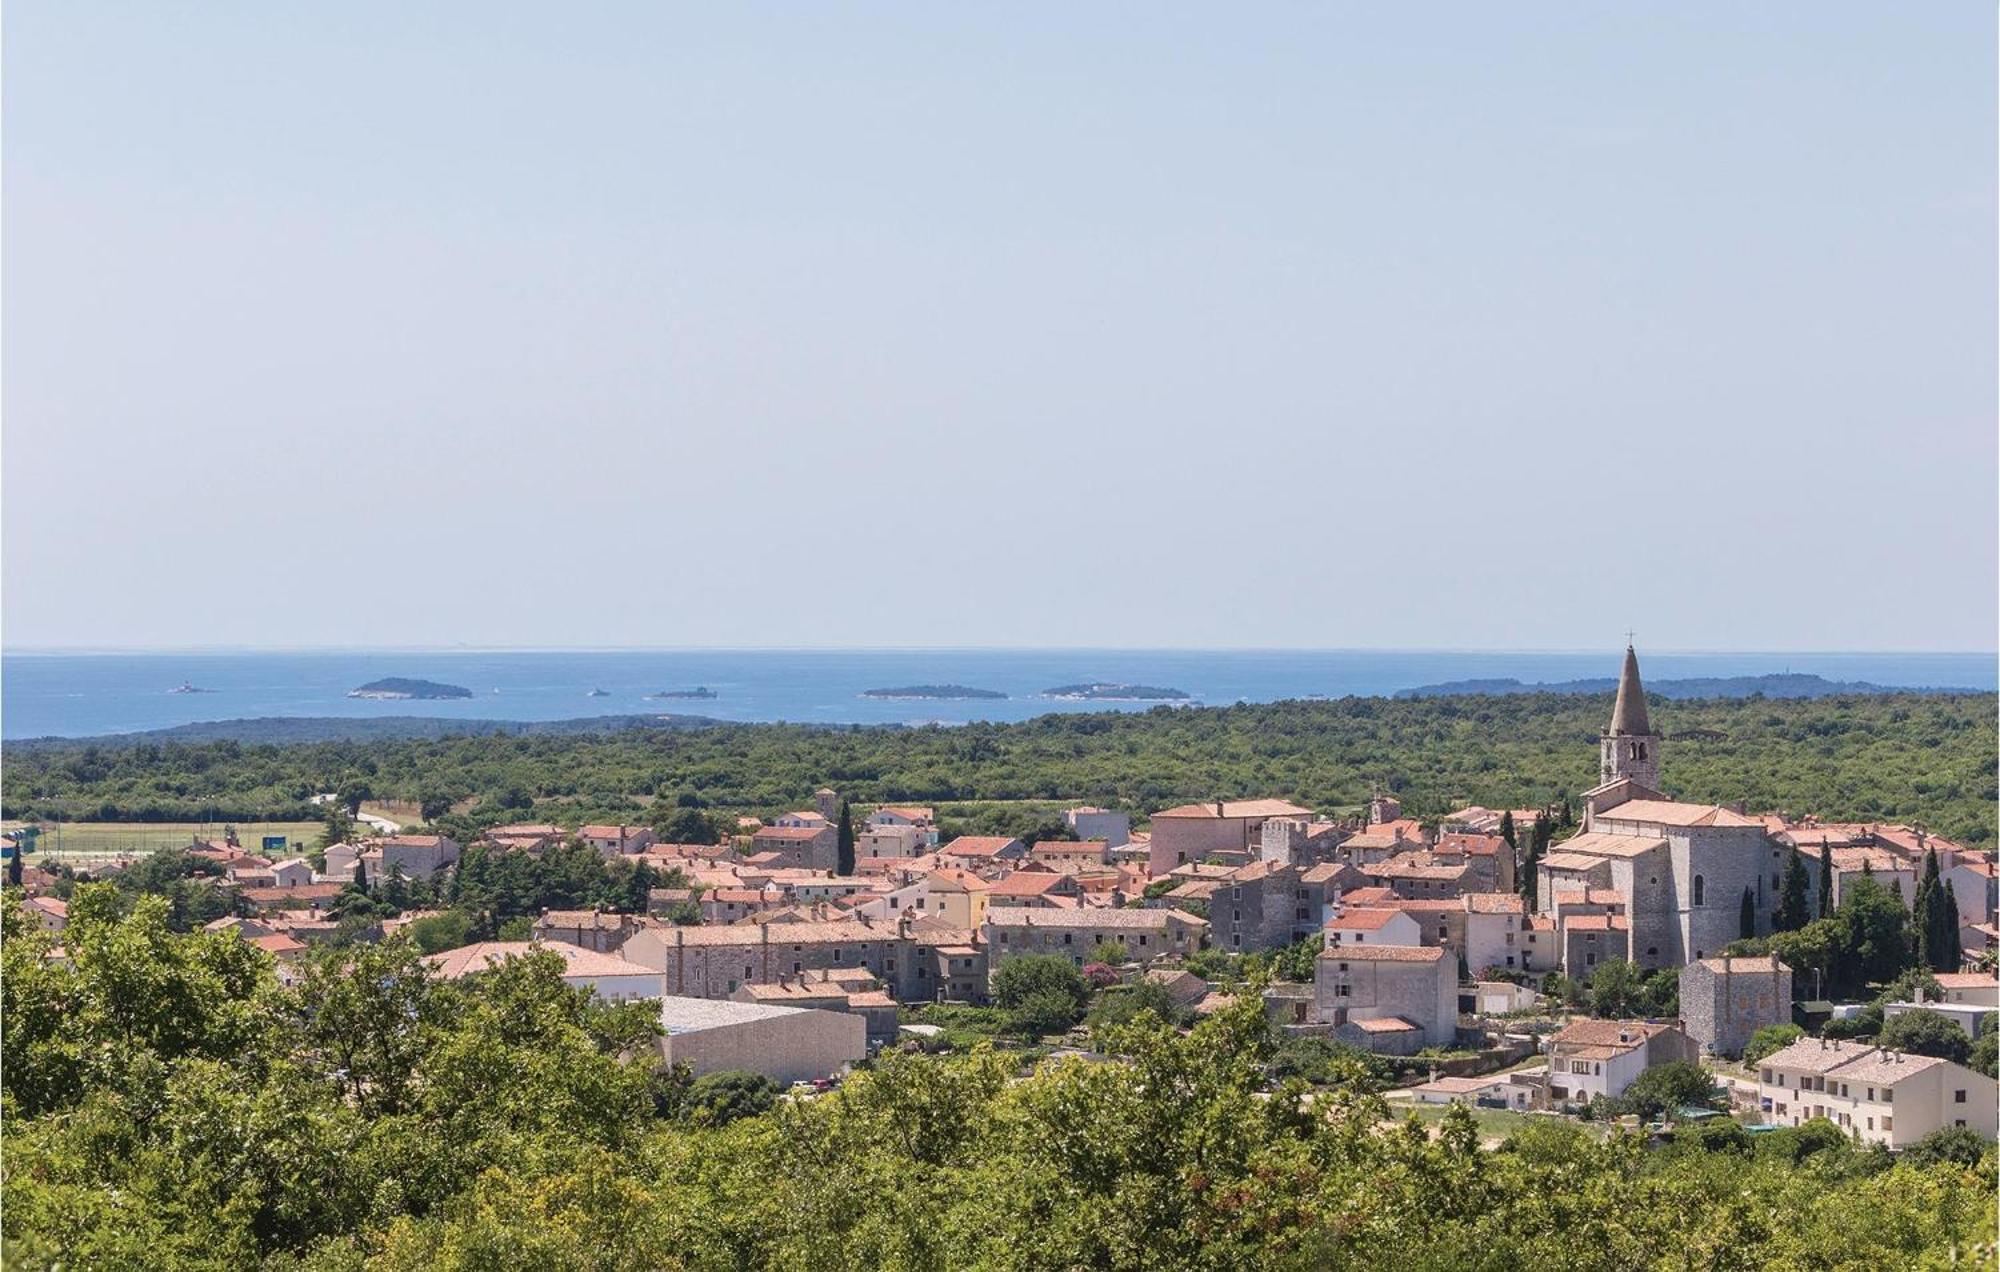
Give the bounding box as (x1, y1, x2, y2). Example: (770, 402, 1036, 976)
(925, 868, 992, 893)
(240, 883, 345, 903)
(989, 872, 1069, 897)
(1336, 885, 1399, 905)
(986, 908, 1206, 931)
(1595, 800, 1762, 829)
(427, 941, 659, 980)
(1934, 972, 2000, 990)
(1300, 863, 1361, 886)
(537, 909, 635, 930)
(1537, 852, 1608, 873)
(1820, 1051, 1950, 1086)
(1758, 1037, 1878, 1074)
(249, 933, 307, 956)
(1551, 832, 1669, 858)
(647, 920, 898, 947)
(1319, 944, 1446, 964)
(940, 836, 1022, 856)
(1437, 833, 1506, 857)
(1331, 907, 1409, 931)
(1564, 914, 1628, 932)
(1550, 1019, 1671, 1052)
(708, 888, 785, 904)
(1152, 799, 1314, 820)
(1353, 1016, 1421, 1033)
(1464, 892, 1525, 915)
(1692, 954, 1786, 974)
(753, 826, 831, 841)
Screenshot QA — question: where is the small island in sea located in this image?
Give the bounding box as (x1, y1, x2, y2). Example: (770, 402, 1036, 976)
(347, 677, 474, 700)
(861, 685, 1007, 700)
(646, 687, 718, 700)
(1044, 682, 1192, 701)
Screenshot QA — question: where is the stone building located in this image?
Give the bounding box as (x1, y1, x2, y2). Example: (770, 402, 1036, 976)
(1539, 647, 1783, 969)
(1146, 800, 1315, 876)
(1600, 644, 1661, 790)
(751, 824, 839, 872)
(1680, 955, 1793, 1056)
(1063, 806, 1131, 848)
(1208, 860, 1324, 953)
(984, 907, 1207, 966)
(1313, 943, 1457, 1052)
(622, 918, 920, 999)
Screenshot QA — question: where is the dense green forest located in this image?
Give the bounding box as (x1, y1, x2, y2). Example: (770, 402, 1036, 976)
(4, 892, 1993, 1271)
(6, 693, 1994, 846)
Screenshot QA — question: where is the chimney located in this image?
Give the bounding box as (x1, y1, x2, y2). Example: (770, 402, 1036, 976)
(1215, 800, 1226, 818)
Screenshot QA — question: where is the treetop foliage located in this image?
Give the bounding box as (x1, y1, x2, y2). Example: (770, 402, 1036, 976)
(7, 692, 1993, 846)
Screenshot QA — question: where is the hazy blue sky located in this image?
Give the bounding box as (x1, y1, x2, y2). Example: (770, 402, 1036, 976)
(6, 4, 1994, 651)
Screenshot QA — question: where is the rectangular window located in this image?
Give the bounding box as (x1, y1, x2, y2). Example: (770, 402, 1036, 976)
(1881, 1116, 1892, 1131)
(1955, 1090, 1967, 1103)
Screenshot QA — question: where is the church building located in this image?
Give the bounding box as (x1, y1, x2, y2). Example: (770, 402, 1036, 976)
(1537, 646, 1783, 971)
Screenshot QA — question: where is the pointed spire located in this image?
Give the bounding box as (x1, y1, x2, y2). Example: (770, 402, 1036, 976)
(1608, 644, 1650, 736)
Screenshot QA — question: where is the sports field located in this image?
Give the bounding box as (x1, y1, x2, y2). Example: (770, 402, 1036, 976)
(2, 820, 326, 862)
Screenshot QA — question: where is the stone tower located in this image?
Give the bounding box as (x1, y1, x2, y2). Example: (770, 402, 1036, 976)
(814, 787, 839, 822)
(1599, 645, 1661, 789)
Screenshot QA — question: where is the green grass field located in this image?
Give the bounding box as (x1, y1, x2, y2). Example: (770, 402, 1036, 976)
(3, 820, 326, 861)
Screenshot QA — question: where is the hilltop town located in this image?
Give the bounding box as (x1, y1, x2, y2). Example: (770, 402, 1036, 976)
(11, 646, 1995, 1152)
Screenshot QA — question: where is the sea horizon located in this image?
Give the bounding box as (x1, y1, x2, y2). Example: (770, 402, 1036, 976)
(4, 646, 1993, 741)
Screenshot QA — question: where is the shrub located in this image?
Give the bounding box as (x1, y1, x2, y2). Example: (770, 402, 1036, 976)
(1875, 1009, 1971, 1065)
(991, 955, 1089, 1015)
(1742, 1023, 1804, 1066)
(684, 1070, 779, 1127)
(1901, 1126, 1993, 1169)
(1617, 1061, 1722, 1122)
(1088, 980, 1191, 1032)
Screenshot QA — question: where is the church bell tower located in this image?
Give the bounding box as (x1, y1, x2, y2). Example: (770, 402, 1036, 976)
(1600, 644, 1661, 789)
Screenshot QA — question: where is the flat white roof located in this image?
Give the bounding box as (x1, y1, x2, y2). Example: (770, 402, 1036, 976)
(657, 995, 811, 1035)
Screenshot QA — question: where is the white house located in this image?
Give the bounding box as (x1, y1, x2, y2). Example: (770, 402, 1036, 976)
(1325, 906, 1424, 949)
(1756, 1037, 1998, 1149)
(1541, 1019, 1698, 1108)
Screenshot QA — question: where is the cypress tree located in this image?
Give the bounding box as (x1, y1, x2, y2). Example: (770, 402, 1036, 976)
(1816, 840, 1833, 918)
(353, 859, 369, 895)
(1499, 811, 1518, 894)
(1739, 887, 1757, 941)
(1941, 879, 1963, 970)
(1774, 849, 1809, 933)
(835, 801, 855, 877)
(1913, 849, 1942, 972)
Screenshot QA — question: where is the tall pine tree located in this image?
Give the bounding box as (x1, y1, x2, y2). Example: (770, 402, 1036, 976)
(1941, 879, 1963, 969)
(1816, 840, 1833, 918)
(835, 801, 855, 877)
(1774, 849, 1809, 932)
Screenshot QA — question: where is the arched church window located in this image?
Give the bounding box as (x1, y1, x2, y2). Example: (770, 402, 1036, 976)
(1692, 875, 1705, 906)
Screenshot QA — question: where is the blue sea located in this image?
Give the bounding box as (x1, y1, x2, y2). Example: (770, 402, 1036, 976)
(1, 649, 1992, 740)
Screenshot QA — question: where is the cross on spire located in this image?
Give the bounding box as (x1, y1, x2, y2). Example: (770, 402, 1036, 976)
(1625, 628, 1636, 648)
